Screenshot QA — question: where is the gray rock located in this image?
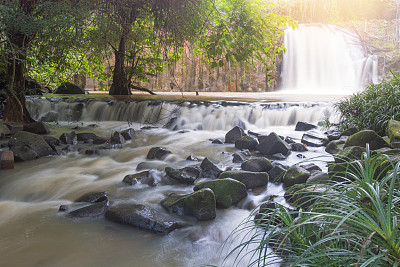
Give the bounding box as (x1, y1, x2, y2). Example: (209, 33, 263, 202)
(299, 163, 322, 172)
(9, 131, 55, 158)
(283, 166, 310, 187)
(120, 128, 135, 140)
(200, 157, 223, 178)
(161, 189, 216, 221)
(136, 162, 167, 172)
(54, 82, 84, 94)
(60, 131, 78, 145)
(193, 178, 247, 209)
(146, 147, 172, 160)
(165, 166, 200, 184)
(105, 203, 185, 233)
(295, 121, 317, 131)
(235, 136, 258, 150)
(10, 145, 38, 162)
(325, 139, 345, 154)
(254, 201, 280, 225)
(77, 133, 98, 143)
(241, 158, 273, 172)
(307, 172, 330, 184)
(256, 132, 290, 156)
(340, 126, 359, 137)
(301, 132, 328, 147)
(344, 130, 388, 150)
(219, 171, 269, 189)
(111, 132, 124, 145)
(212, 139, 224, 144)
(225, 126, 246, 144)
(290, 142, 308, 152)
(23, 122, 50, 135)
(123, 170, 163, 186)
(69, 200, 109, 218)
(335, 146, 366, 163)
(268, 165, 287, 183)
(232, 152, 248, 163)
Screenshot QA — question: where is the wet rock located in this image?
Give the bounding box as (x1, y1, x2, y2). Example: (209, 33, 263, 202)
(232, 152, 248, 163)
(328, 161, 359, 182)
(69, 200, 109, 218)
(11, 145, 38, 161)
(9, 131, 55, 158)
(299, 163, 322, 172)
(59, 205, 69, 212)
(225, 126, 246, 144)
(283, 166, 310, 187)
(200, 157, 223, 178)
(268, 165, 287, 183)
(344, 130, 389, 150)
(75, 191, 108, 203)
(186, 155, 201, 161)
(340, 126, 359, 137)
(123, 170, 164, 186)
(54, 82, 84, 94)
(212, 139, 224, 144)
(327, 131, 341, 141)
(136, 162, 168, 172)
(301, 132, 329, 147)
(93, 137, 107, 145)
(290, 142, 308, 152)
(254, 201, 280, 225)
(241, 158, 273, 172)
(284, 136, 296, 144)
(77, 133, 98, 143)
(146, 147, 172, 160)
(43, 136, 61, 146)
(106, 203, 185, 233)
(60, 131, 78, 145)
(335, 146, 366, 163)
(165, 166, 200, 184)
(218, 171, 269, 189)
(272, 153, 288, 160)
(325, 139, 345, 154)
(193, 178, 247, 209)
(307, 172, 330, 184)
(40, 111, 59, 122)
(23, 122, 50, 135)
(110, 131, 124, 145)
(161, 189, 216, 221)
(295, 121, 317, 131)
(256, 132, 290, 156)
(120, 128, 135, 140)
(285, 184, 330, 209)
(5, 123, 23, 135)
(235, 136, 258, 150)
(0, 150, 14, 169)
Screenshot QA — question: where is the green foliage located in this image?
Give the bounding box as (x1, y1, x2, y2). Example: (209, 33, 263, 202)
(224, 146, 400, 266)
(335, 74, 400, 135)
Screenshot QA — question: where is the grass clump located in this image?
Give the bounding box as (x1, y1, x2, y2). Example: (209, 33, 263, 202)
(335, 74, 400, 135)
(223, 147, 400, 266)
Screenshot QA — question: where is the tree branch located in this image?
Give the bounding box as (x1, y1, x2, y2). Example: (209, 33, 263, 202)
(130, 85, 157, 95)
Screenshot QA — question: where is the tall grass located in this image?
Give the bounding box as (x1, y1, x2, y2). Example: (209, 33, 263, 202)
(223, 146, 400, 266)
(335, 74, 400, 135)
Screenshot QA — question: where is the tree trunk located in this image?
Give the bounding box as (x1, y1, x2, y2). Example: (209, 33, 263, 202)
(3, 34, 34, 124)
(109, 28, 131, 95)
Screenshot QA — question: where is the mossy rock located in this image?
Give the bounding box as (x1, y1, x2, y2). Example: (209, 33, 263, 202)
(344, 130, 388, 150)
(282, 166, 310, 187)
(161, 188, 216, 221)
(340, 126, 359, 137)
(325, 139, 345, 154)
(284, 184, 331, 209)
(241, 157, 273, 172)
(335, 146, 366, 163)
(328, 161, 360, 182)
(218, 171, 269, 189)
(388, 120, 400, 148)
(193, 178, 247, 208)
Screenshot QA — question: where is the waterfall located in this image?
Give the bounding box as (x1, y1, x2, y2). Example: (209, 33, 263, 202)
(280, 24, 379, 93)
(26, 97, 337, 132)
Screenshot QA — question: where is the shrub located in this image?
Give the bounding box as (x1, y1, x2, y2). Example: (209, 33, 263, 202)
(335, 74, 400, 136)
(223, 146, 400, 266)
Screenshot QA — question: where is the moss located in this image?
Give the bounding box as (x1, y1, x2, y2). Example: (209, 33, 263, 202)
(388, 120, 400, 148)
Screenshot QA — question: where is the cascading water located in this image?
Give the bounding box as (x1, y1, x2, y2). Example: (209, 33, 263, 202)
(281, 24, 379, 93)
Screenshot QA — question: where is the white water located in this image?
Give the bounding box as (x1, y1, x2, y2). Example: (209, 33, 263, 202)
(281, 24, 379, 93)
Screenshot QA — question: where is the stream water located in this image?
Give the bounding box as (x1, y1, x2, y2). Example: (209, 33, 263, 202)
(0, 23, 379, 267)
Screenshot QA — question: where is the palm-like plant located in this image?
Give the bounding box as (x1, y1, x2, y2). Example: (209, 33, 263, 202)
(223, 146, 400, 266)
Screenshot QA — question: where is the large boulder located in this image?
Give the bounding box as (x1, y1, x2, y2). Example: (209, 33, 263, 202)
(8, 131, 55, 159)
(10, 146, 38, 161)
(344, 130, 388, 150)
(241, 158, 273, 172)
(295, 121, 317, 131)
(0, 150, 14, 169)
(283, 166, 310, 187)
(218, 171, 269, 189)
(340, 126, 359, 137)
(105, 203, 185, 233)
(54, 82, 84, 94)
(235, 136, 258, 150)
(256, 132, 290, 156)
(225, 126, 246, 144)
(200, 157, 223, 178)
(165, 166, 200, 184)
(146, 147, 172, 160)
(193, 178, 247, 209)
(388, 120, 400, 148)
(161, 189, 216, 221)
(23, 122, 50, 135)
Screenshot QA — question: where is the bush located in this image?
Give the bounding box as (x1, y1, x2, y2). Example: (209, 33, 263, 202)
(224, 146, 400, 266)
(335, 74, 400, 136)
